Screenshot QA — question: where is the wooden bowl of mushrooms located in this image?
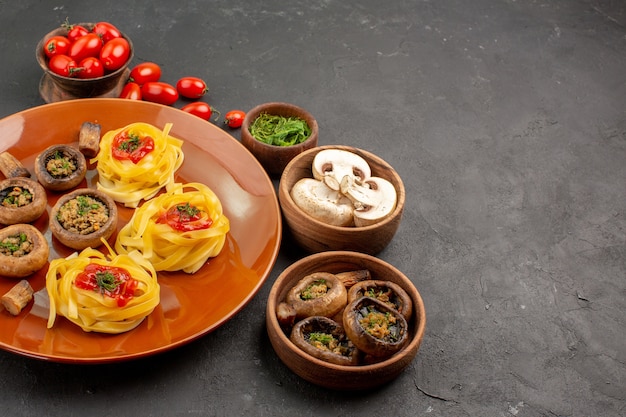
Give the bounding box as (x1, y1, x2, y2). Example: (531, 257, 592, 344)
(278, 145, 405, 255)
(266, 251, 426, 390)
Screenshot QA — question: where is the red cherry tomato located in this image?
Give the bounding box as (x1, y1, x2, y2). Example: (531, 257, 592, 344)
(181, 102, 219, 121)
(120, 82, 142, 100)
(92, 21, 122, 43)
(129, 62, 161, 85)
(68, 33, 103, 63)
(141, 82, 179, 105)
(43, 35, 71, 58)
(176, 76, 208, 99)
(64, 23, 89, 42)
(48, 54, 78, 78)
(76, 57, 104, 79)
(99, 37, 130, 71)
(224, 110, 246, 128)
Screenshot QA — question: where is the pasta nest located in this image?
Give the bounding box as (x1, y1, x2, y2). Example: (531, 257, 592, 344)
(115, 182, 230, 273)
(92, 122, 184, 208)
(46, 247, 160, 334)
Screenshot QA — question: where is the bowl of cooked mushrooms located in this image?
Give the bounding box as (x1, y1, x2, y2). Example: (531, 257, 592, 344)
(266, 251, 426, 390)
(278, 145, 405, 255)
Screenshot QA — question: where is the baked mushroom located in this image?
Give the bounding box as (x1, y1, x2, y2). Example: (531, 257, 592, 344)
(343, 297, 409, 358)
(340, 175, 397, 227)
(0, 224, 49, 278)
(0, 177, 48, 225)
(290, 178, 354, 226)
(0, 151, 30, 178)
(285, 272, 348, 319)
(49, 188, 118, 250)
(347, 279, 413, 321)
(312, 149, 371, 191)
(289, 316, 359, 366)
(35, 144, 87, 191)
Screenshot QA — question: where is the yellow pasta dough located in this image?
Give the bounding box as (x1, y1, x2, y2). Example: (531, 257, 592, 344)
(92, 122, 184, 208)
(46, 247, 160, 334)
(115, 182, 230, 273)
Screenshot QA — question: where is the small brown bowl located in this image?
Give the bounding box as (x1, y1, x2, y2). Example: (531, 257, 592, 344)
(240, 102, 318, 177)
(36, 23, 134, 99)
(278, 145, 405, 255)
(266, 251, 426, 390)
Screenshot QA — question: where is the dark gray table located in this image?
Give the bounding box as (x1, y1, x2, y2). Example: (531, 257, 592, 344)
(1, 1, 624, 416)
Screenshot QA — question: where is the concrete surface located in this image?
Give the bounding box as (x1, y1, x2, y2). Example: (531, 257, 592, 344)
(0, 0, 624, 416)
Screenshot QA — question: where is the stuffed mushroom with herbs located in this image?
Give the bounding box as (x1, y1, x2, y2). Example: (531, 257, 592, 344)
(343, 296, 409, 358)
(49, 188, 118, 250)
(35, 144, 87, 191)
(289, 316, 360, 366)
(0, 224, 49, 278)
(0, 177, 48, 225)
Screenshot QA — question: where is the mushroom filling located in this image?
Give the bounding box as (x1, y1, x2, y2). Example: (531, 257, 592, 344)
(358, 307, 401, 342)
(45, 150, 77, 178)
(57, 195, 109, 235)
(1, 186, 33, 208)
(300, 279, 329, 300)
(365, 288, 401, 311)
(0, 233, 33, 257)
(306, 331, 354, 357)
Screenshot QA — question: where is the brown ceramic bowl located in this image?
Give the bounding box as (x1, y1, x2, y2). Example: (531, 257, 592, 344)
(36, 23, 134, 100)
(241, 102, 319, 177)
(278, 145, 405, 255)
(266, 251, 426, 390)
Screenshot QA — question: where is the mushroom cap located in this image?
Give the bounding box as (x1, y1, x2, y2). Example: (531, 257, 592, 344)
(285, 272, 348, 319)
(49, 188, 118, 250)
(35, 144, 87, 191)
(290, 178, 354, 226)
(343, 296, 409, 358)
(0, 177, 48, 225)
(289, 316, 360, 366)
(0, 224, 49, 278)
(342, 176, 398, 227)
(311, 149, 372, 191)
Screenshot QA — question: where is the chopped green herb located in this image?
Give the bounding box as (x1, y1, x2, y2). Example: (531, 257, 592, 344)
(249, 113, 311, 146)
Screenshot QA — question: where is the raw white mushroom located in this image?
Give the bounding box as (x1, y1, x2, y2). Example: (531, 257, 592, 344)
(340, 175, 397, 227)
(312, 149, 371, 191)
(290, 178, 354, 226)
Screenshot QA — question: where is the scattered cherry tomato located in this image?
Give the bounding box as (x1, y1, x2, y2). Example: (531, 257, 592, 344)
(120, 82, 142, 100)
(141, 82, 179, 105)
(76, 56, 104, 79)
(181, 102, 219, 121)
(68, 33, 103, 63)
(48, 54, 78, 78)
(176, 76, 208, 99)
(64, 23, 89, 42)
(92, 21, 122, 43)
(224, 110, 245, 128)
(43, 35, 71, 58)
(99, 37, 130, 71)
(129, 62, 162, 85)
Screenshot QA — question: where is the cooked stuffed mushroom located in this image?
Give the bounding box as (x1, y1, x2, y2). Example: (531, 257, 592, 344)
(0, 177, 47, 225)
(35, 144, 87, 191)
(49, 188, 117, 250)
(0, 224, 49, 278)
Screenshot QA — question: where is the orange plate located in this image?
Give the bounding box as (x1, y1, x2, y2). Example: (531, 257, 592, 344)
(0, 99, 282, 363)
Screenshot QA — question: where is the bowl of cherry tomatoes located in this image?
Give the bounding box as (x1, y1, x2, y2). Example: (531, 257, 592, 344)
(36, 21, 134, 101)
